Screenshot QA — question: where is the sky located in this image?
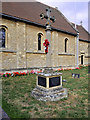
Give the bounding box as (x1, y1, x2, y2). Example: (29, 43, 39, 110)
(37, 0, 89, 32)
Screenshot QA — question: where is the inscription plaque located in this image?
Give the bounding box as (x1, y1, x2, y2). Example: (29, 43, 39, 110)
(38, 76, 46, 87)
(72, 73, 80, 78)
(49, 77, 60, 87)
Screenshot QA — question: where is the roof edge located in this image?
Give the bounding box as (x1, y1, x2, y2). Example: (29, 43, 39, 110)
(0, 13, 77, 36)
(52, 27, 77, 36)
(54, 8, 79, 33)
(79, 39, 90, 43)
(0, 13, 46, 27)
(81, 25, 90, 35)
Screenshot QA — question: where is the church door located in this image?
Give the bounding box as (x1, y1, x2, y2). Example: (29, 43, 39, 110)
(81, 55, 83, 65)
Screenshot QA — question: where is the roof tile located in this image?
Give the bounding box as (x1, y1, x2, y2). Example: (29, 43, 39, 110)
(1, 2, 77, 35)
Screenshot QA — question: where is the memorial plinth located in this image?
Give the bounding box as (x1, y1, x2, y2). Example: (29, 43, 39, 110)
(37, 72, 62, 89)
(31, 71, 68, 101)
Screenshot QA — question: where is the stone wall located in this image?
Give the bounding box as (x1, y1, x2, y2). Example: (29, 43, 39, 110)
(52, 31, 76, 67)
(58, 55, 75, 67)
(0, 18, 17, 70)
(0, 18, 89, 71)
(79, 41, 89, 65)
(26, 53, 46, 68)
(26, 24, 46, 52)
(1, 52, 17, 70)
(0, 18, 47, 70)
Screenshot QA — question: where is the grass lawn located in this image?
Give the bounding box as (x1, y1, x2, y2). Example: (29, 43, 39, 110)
(2, 66, 89, 119)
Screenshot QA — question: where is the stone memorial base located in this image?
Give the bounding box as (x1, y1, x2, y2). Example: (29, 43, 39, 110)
(31, 86, 68, 101)
(31, 69, 68, 101)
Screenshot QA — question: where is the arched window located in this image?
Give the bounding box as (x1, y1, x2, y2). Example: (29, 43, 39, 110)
(65, 38, 68, 53)
(0, 28, 5, 48)
(38, 33, 43, 50)
(81, 55, 83, 65)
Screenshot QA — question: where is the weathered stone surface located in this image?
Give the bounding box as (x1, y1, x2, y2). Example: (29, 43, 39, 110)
(31, 86, 68, 101)
(79, 41, 89, 65)
(38, 72, 62, 76)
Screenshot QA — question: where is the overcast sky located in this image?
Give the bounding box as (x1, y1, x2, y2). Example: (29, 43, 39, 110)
(37, 0, 89, 32)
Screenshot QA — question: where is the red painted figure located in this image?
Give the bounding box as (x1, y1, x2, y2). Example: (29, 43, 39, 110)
(43, 39, 49, 54)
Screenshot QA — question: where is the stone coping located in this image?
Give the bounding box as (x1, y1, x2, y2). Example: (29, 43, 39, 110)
(0, 49, 17, 53)
(0, 66, 76, 72)
(26, 51, 45, 54)
(58, 53, 75, 56)
(36, 86, 63, 92)
(85, 56, 90, 58)
(37, 72, 62, 77)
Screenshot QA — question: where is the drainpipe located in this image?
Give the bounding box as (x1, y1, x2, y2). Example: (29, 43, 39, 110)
(76, 32, 79, 67)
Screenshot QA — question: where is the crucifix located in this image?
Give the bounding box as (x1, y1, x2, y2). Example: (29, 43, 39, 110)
(40, 8, 55, 70)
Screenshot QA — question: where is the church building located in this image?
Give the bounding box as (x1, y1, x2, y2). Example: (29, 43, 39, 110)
(0, 2, 89, 72)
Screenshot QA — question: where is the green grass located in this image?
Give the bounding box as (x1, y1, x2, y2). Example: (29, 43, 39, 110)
(2, 66, 89, 118)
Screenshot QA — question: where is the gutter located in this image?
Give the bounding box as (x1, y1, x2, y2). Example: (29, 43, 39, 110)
(0, 13, 77, 36)
(52, 27, 77, 36)
(79, 39, 90, 43)
(0, 13, 46, 28)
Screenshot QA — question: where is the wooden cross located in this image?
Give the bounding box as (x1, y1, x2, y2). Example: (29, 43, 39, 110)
(40, 8, 56, 69)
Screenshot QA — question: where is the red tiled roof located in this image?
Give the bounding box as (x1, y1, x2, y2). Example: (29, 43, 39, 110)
(76, 25, 90, 41)
(71, 23, 90, 41)
(1, 2, 77, 35)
